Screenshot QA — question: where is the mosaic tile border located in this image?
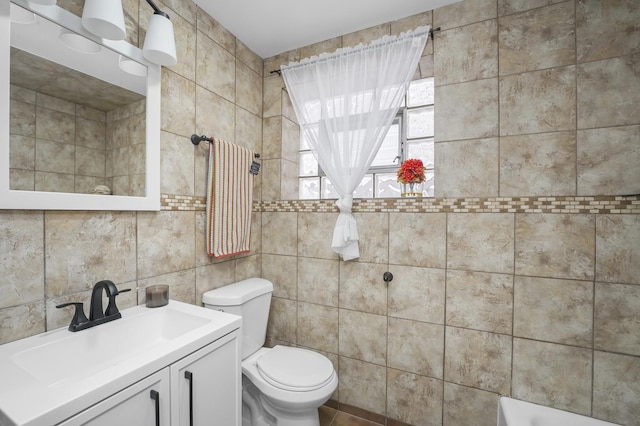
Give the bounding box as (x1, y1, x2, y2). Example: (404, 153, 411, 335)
(162, 194, 640, 214)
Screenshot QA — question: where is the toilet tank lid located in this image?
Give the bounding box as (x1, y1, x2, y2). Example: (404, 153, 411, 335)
(202, 278, 273, 306)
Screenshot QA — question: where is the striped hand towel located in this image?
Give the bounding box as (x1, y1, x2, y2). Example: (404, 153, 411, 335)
(206, 138, 254, 257)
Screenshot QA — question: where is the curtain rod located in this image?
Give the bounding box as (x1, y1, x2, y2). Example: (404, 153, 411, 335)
(268, 27, 440, 76)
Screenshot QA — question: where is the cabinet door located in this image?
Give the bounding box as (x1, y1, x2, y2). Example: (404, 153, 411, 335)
(171, 331, 241, 426)
(59, 368, 170, 426)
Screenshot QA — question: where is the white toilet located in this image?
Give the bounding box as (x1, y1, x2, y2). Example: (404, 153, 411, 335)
(203, 278, 338, 426)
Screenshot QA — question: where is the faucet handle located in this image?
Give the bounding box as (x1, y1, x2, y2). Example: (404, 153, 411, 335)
(105, 287, 131, 317)
(56, 302, 89, 332)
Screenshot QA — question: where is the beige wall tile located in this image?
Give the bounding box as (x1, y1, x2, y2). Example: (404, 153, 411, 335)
(595, 282, 640, 356)
(196, 8, 235, 54)
(10, 134, 34, 170)
(435, 138, 499, 197)
(195, 261, 235, 302)
(137, 211, 195, 279)
(236, 61, 262, 116)
(387, 369, 442, 426)
(262, 116, 282, 159)
(446, 270, 513, 334)
(339, 309, 387, 365)
(434, 0, 497, 30)
(516, 214, 595, 280)
(195, 84, 235, 144)
(577, 125, 640, 196)
(280, 159, 299, 200)
(512, 338, 592, 415)
(10, 99, 36, 138)
(35, 140, 74, 174)
(0, 211, 44, 309)
(170, 11, 196, 81)
(260, 159, 282, 200)
(297, 257, 339, 307)
(447, 213, 515, 274)
(445, 327, 512, 394)
(435, 79, 499, 142)
(76, 117, 106, 150)
(36, 107, 75, 143)
(298, 302, 338, 354)
(45, 212, 137, 296)
(281, 117, 299, 163)
(267, 296, 297, 344)
(338, 356, 387, 415)
(388, 265, 445, 324)
(499, 2, 575, 75)
(435, 20, 498, 86)
(262, 254, 297, 299)
(0, 302, 45, 344)
(236, 39, 263, 75)
(196, 32, 236, 102)
(577, 0, 640, 63)
(498, 0, 566, 16)
(389, 212, 446, 268)
(577, 54, 640, 129)
(160, 131, 194, 195)
(339, 262, 387, 315)
(596, 215, 640, 285)
(235, 254, 261, 281)
(297, 212, 339, 259)
(500, 131, 577, 196)
(443, 382, 500, 426)
(500, 66, 576, 136)
(161, 70, 195, 136)
(388, 318, 444, 378)
(262, 74, 284, 119)
(342, 23, 390, 49)
(35, 172, 74, 193)
(299, 37, 343, 59)
(514, 276, 593, 346)
(593, 351, 640, 425)
(234, 107, 262, 155)
(352, 213, 389, 264)
(75, 146, 105, 177)
(262, 212, 297, 255)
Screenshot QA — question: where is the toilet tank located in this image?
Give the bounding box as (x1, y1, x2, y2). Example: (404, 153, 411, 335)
(202, 278, 273, 359)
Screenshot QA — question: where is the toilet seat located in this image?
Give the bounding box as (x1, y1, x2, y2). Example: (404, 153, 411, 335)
(256, 346, 335, 392)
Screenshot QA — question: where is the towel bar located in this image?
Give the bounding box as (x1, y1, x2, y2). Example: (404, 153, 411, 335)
(191, 134, 260, 159)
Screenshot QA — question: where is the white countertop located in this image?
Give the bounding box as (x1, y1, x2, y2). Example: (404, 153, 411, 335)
(0, 300, 241, 426)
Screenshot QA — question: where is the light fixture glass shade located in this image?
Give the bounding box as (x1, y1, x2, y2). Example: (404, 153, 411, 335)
(10, 5, 36, 24)
(143, 13, 177, 66)
(60, 29, 102, 54)
(119, 55, 148, 76)
(82, 0, 126, 41)
(27, 0, 57, 5)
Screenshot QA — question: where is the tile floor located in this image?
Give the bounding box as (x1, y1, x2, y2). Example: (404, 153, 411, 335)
(319, 406, 382, 426)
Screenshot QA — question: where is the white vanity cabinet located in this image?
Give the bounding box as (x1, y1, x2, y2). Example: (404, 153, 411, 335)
(172, 331, 242, 426)
(57, 330, 241, 426)
(58, 369, 171, 426)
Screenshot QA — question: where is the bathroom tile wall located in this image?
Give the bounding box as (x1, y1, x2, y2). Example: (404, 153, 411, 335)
(261, 1, 640, 425)
(9, 85, 109, 193)
(0, 0, 263, 340)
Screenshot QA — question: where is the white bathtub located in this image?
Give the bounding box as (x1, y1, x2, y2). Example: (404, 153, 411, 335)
(498, 397, 621, 426)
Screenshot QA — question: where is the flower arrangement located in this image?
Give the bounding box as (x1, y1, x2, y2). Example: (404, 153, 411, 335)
(396, 158, 426, 184)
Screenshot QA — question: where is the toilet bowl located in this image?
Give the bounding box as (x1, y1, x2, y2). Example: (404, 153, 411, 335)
(203, 278, 338, 426)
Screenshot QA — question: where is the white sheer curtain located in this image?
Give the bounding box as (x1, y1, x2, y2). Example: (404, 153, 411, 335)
(281, 26, 430, 260)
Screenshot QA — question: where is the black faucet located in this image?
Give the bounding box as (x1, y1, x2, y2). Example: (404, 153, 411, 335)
(56, 280, 131, 332)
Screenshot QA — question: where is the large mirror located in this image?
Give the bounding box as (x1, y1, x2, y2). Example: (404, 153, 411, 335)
(1, 0, 160, 210)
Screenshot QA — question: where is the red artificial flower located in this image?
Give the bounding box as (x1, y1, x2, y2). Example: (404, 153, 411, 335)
(396, 159, 426, 184)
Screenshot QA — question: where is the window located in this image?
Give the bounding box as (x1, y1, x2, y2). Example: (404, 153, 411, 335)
(299, 77, 434, 199)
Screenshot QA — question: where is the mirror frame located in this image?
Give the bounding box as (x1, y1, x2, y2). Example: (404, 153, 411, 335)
(0, 0, 160, 211)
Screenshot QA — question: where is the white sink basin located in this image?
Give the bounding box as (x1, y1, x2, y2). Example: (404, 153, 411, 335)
(0, 300, 241, 426)
(13, 306, 209, 387)
(498, 397, 620, 426)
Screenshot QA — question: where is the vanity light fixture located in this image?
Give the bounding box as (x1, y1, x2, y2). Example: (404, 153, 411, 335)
(142, 0, 177, 66)
(10, 4, 36, 24)
(27, 0, 57, 5)
(81, 0, 126, 41)
(59, 29, 102, 54)
(118, 55, 148, 76)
